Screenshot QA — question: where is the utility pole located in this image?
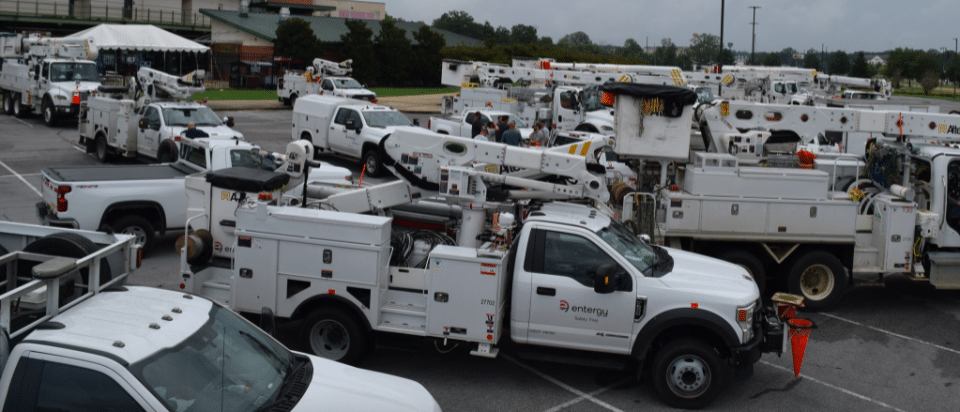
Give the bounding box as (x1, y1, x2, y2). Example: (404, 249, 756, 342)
(719, 0, 725, 95)
(749, 6, 760, 65)
(955, 37, 958, 96)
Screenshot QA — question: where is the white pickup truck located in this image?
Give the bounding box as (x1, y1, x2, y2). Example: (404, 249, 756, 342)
(37, 138, 352, 250)
(292, 94, 420, 177)
(428, 108, 533, 139)
(0, 222, 441, 411)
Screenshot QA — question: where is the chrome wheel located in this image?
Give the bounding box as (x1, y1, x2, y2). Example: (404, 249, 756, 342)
(799, 263, 835, 301)
(665, 354, 711, 398)
(308, 319, 351, 360)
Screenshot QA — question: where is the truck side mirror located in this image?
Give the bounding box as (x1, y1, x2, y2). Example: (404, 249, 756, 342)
(345, 119, 357, 130)
(593, 264, 621, 294)
(225, 116, 235, 127)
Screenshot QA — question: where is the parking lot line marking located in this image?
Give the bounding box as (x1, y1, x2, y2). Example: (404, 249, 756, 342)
(820, 313, 960, 356)
(0, 160, 41, 197)
(541, 377, 632, 412)
(12, 117, 32, 127)
(501, 355, 625, 412)
(759, 360, 908, 412)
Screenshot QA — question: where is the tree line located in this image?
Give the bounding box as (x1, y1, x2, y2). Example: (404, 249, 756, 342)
(274, 10, 960, 91)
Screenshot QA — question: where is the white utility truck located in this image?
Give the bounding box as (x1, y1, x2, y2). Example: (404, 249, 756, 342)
(610, 92, 960, 310)
(37, 138, 351, 251)
(181, 85, 789, 409)
(0, 33, 100, 126)
(278, 58, 376, 106)
(79, 67, 242, 162)
(291, 94, 419, 177)
(0, 222, 441, 411)
(428, 108, 533, 138)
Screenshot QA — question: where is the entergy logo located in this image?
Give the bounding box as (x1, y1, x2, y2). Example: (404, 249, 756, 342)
(559, 300, 570, 312)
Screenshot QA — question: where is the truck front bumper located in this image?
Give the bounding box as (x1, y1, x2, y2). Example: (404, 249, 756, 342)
(35, 201, 79, 229)
(729, 309, 785, 367)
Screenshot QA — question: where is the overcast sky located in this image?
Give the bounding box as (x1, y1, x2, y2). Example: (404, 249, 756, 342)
(386, 0, 959, 54)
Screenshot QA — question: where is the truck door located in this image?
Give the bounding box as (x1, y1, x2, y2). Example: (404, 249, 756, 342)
(554, 87, 581, 131)
(522, 228, 636, 353)
(139, 106, 162, 158)
(3, 354, 156, 410)
(330, 108, 362, 155)
(321, 79, 337, 97)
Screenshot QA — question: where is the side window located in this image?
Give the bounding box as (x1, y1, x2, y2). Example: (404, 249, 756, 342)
(479, 115, 491, 125)
(774, 83, 785, 93)
(183, 146, 207, 168)
(525, 229, 621, 287)
(465, 111, 477, 124)
(559, 91, 576, 110)
(322, 79, 334, 90)
(333, 108, 351, 125)
(144, 107, 160, 126)
(3, 358, 146, 412)
(347, 110, 363, 126)
(946, 161, 960, 233)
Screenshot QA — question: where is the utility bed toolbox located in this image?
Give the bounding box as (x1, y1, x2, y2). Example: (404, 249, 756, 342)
(684, 153, 831, 199)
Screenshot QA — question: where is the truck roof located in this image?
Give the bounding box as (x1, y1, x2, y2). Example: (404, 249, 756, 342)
(151, 101, 211, 109)
(24, 287, 212, 366)
(525, 202, 610, 233)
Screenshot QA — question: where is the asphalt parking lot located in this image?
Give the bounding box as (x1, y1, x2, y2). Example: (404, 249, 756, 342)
(1, 97, 959, 411)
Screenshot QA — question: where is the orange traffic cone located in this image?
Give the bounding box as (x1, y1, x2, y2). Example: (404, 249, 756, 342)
(72, 91, 80, 105)
(787, 318, 815, 377)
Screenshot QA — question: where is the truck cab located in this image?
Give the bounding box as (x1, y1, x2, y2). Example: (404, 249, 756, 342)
(135, 101, 242, 159)
(320, 76, 377, 102)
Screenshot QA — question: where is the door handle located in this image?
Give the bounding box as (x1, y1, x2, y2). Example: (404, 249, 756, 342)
(536, 287, 555, 296)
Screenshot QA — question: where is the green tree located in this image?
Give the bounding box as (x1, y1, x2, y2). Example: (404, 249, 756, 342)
(411, 25, 445, 86)
(619, 38, 647, 61)
(803, 48, 820, 70)
(558, 31, 600, 54)
(921, 70, 939, 95)
(652, 38, 678, 66)
(374, 20, 412, 86)
(509, 24, 538, 45)
(687, 33, 719, 66)
(432, 10, 482, 39)
(274, 18, 323, 66)
(947, 53, 960, 93)
(719, 48, 735, 65)
(340, 19, 377, 85)
(850, 52, 870, 78)
(538, 36, 554, 47)
(828, 50, 850, 75)
(778, 47, 798, 66)
(493, 26, 511, 45)
(763, 52, 781, 67)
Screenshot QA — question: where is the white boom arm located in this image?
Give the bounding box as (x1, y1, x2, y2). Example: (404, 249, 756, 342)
(441, 60, 687, 88)
(20, 35, 98, 60)
(312, 58, 353, 76)
(137, 67, 205, 100)
(315, 129, 609, 213)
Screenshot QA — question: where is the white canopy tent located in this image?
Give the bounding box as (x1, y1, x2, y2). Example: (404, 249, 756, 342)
(65, 24, 209, 53)
(65, 24, 209, 76)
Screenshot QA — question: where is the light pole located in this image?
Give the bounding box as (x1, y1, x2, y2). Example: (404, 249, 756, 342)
(719, 0, 725, 95)
(749, 6, 760, 65)
(955, 38, 958, 96)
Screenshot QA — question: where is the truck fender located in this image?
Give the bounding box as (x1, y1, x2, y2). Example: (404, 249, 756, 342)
(630, 308, 739, 360)
(291, 294, 373, 332)
(99, 201, 167, 235)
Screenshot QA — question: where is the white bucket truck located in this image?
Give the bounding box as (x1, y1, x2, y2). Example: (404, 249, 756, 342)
(79, 67, 242, 163)
(278, 58, 376, 106)
(181, 86, 790, 409)
(0, 33, 100, 126)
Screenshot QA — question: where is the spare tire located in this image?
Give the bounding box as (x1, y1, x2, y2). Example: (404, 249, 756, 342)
(20, 233, 113, 291)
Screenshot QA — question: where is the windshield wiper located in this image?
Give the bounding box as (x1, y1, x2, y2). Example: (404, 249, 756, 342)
(650, 246, 674, 277)
(251, 356, 306, 412)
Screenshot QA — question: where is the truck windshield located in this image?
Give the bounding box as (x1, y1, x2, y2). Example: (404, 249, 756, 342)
(334, 78, 363, 89)
(163, 107, 222, 127)
(506, 115, 528, 128)
(363, 111, 412, 127)
(582, 85, 604, 111)
(230, 149, 279, 172)
(49, 62, 99, 82)
(695, 87, 714, 104)
(597, 219, 659, 275)
(787, 83, 799, 94)
(131, 304, 294, 412)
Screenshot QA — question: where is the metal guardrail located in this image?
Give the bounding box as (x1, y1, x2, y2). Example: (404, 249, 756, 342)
(0, 0, 211, 29)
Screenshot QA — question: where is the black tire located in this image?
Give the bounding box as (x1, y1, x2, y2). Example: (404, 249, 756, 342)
(42, 98, 57, 127)
(651, 338, 730, 410)
(12, 95, 28, 118)
(21, 232, 113, 289)
(289, 94, 298, 109)
(786, 250, 847, 311)
(94, 134, 111, 163)
(950, 110, 960, 115)
(2, 92, 13, 114)
(300, 306, 367, 365)
(110, 215, 155, 251)
(362, 148, 384, 177)
(718, 250, 766, 295)
(282, 97, 291, 106)
(157, 140, 177, 163)
(0, 243, 7, 280)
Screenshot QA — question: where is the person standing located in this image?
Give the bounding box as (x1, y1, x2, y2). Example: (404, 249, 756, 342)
(502, 121, 522, 146)
(470, 112, 483, 138)
(496, 115, 510, 143)
(474, 127, 489, 142)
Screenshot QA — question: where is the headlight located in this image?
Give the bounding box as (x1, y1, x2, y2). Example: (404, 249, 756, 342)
(736, 301, 757, 343)
(601, 125, 614, 131)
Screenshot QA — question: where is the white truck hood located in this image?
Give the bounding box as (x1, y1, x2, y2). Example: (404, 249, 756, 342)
(49, 81, 100, 97)
(657, 248, 758, 303)
(338, 88, 376, 98)
(189, 125, 244, 140)
(293, 355, 440, 412)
